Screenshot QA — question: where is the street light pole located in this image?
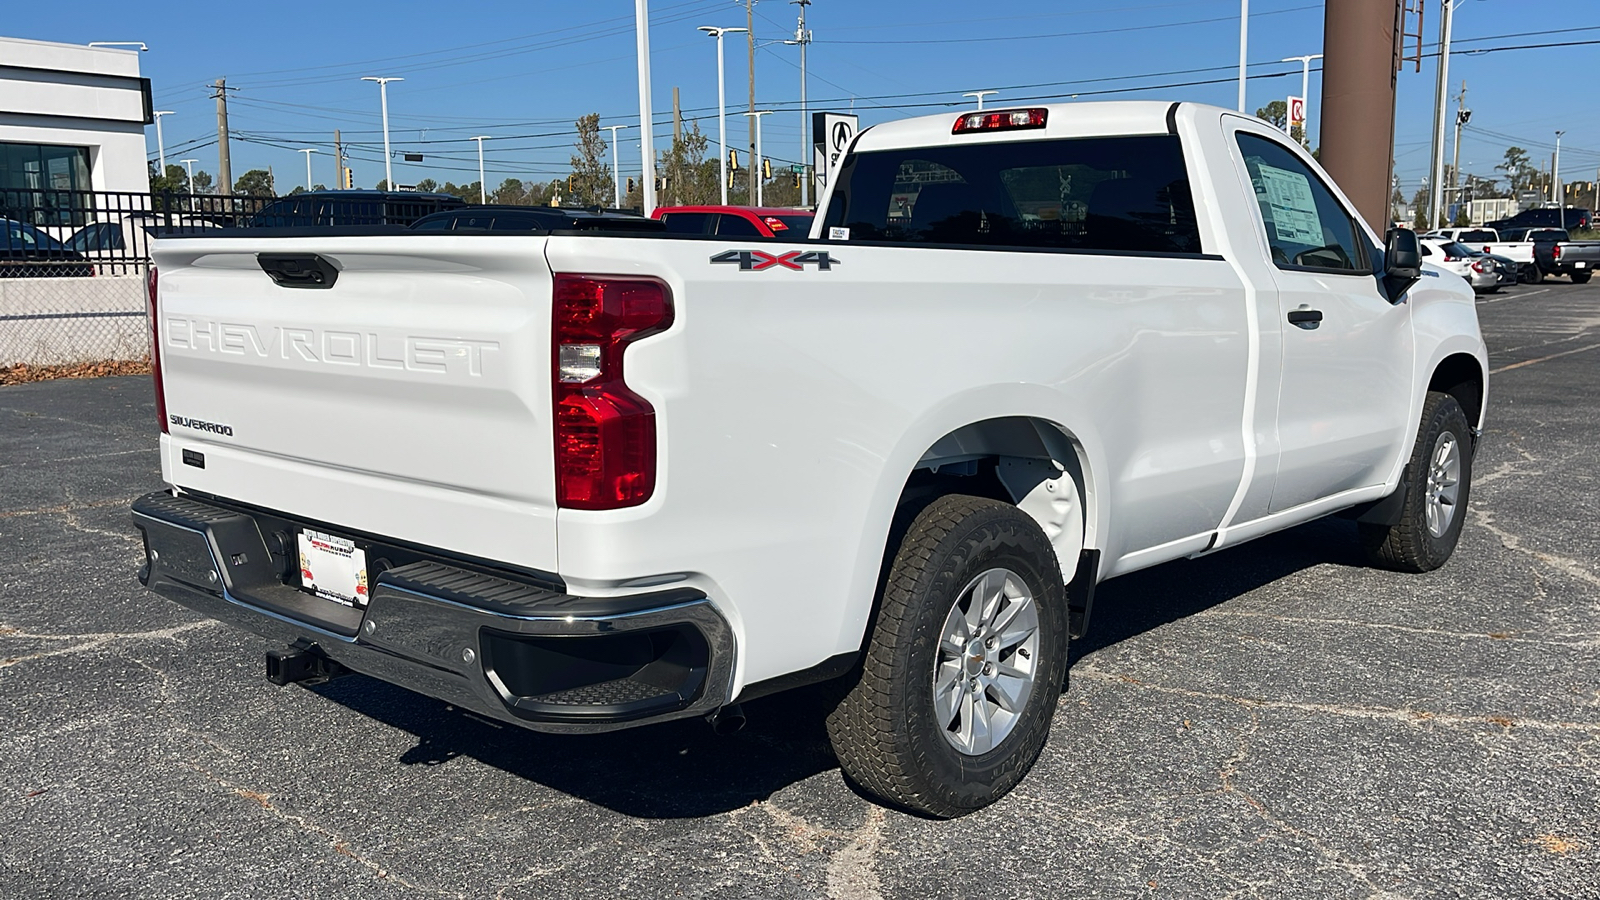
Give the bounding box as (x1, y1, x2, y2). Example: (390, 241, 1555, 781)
(1279, 54, 1321, 140)
(152, 110, 174, 172)
(1555, 130, 1565, 224)
(603, 124, 629, 208)
(699, 25, 747, 205)
(785, 0, 812, 207)
(471, 136, 490, 203)
(962, 91, 998, 110)
(180, 159, 198, 195)
(744, 111, 772, 206)
(635, 0, 658, 216)
(361, 76, 404, 190)
(1237, 0, 1249, 112)
(298, 148, 318, 190)
(1429, 0, 1460, 230)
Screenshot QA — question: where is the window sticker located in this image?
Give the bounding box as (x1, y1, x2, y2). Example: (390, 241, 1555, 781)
(1255, 162, 1324, 246)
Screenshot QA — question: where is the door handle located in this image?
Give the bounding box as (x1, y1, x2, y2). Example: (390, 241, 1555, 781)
(1287, 309, 1323, 329)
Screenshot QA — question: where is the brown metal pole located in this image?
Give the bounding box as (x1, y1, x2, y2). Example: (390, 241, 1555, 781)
(1319, 0, 1402, 231)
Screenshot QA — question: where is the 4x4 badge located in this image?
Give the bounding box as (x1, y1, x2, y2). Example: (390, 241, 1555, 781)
(710, 249, 839, 271)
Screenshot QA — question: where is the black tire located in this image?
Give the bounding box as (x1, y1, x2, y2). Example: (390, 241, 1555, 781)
(826, 494, 1069, 818)
(1571, 271, 1592, 284)
(1532, 264, 1547, 284)
(1360, 392, 1473, 572)
(1519, 264, 1540, 285)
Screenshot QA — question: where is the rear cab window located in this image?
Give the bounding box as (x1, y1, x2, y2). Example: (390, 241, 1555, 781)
(715, 214, 763, 237)
(822, 134, 1202, 254)
(658, 213, 714, 235)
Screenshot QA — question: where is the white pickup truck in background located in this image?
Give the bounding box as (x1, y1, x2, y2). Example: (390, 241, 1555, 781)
(135, 101, 1487, 817)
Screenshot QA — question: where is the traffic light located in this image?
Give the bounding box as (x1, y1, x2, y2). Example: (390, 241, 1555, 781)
(762, 158, 772, 180)
(341, 167, 353, 190)
(627, 177, 635, 195)
(567, 174, 576, 192)
(728, 149, 739, 170)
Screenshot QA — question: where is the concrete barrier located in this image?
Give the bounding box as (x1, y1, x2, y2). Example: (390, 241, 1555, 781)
(0, 274, 148, 366)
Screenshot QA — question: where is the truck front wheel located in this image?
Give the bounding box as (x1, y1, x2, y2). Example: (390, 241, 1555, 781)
(826, 495, 1069, 817)
(1360, 391, 1474, 572)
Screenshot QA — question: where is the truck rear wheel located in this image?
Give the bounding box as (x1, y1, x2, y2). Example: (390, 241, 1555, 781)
(826, 495, 1069, 817)
(1360, 391, 1473, 572)
(1571, 271, 1592, 284)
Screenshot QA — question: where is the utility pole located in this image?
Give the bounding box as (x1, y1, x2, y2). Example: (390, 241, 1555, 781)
(334, 129, 344, 189)
(1319, 0, 1403, 231)
(672, 87, 682, 144)
(746, 0, 757, 206)
(1428, 0, 1459, 230)
(1449, 80, 1468, 224)
(788, 0, 812, 207)
(213, 78, 233, 195)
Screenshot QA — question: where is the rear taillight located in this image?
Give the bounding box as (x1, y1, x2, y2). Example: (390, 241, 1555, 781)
(551, 274, 673, 510)
(1554, 245, 1563, 261)
(1482, 245, 1492, 253)
(1472, 260, 1490, 273)
(147, 267, 168, 434)
(1443, 254, 1459, 262)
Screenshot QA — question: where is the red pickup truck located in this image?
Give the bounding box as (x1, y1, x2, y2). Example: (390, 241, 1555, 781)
(652, 205, 814, 239)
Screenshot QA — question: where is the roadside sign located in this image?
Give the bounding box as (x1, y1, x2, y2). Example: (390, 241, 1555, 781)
(1288, 96, 1306, 132)
(812, 112, 859, 196)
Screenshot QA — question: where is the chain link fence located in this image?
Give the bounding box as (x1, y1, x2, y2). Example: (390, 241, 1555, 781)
(0, 271, 149, 366)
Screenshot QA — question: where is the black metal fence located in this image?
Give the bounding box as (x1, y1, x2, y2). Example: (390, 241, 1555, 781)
(2, 189, 274, 279)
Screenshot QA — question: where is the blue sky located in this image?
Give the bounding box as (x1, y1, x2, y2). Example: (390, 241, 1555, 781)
(11, 0, 1599, 196)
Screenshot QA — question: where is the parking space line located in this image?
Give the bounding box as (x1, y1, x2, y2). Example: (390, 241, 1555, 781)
(1491, 343, 1600, 374)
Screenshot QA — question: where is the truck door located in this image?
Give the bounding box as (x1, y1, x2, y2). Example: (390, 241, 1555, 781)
(1230, 129, 1413, 513)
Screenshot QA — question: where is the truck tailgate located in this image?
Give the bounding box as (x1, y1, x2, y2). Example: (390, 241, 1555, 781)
(149, 235, 559, 572)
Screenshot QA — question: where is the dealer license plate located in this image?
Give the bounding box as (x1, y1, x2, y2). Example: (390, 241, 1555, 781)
(297, 530, 369, 607)
(1576, 261, 1587, 269)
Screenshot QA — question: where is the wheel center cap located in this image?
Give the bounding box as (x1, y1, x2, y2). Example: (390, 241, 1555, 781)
(965, 653, 985, 677)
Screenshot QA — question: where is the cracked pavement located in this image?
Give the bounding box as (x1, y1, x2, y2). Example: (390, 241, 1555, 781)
(3, 281, 1599, 898)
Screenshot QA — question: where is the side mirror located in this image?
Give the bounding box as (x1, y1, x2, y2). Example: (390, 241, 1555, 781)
(1382, 227, 1422, 302)
(1385, 228, 1421, 278)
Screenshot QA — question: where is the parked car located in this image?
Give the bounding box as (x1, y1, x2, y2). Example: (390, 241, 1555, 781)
(652, 205, 814, 238)
(1475, 228, 1545, 283)
(1419, 237, 1499, 293)
(248, 191, 466, 228)
(1, 217, 95, 277)
(1487, 207, 1591, 232)
(138, 101, 1486, 817)
(1522, 228, 1600, 284)
(410, 205, 664, 234)
(65, 212, 219, 274)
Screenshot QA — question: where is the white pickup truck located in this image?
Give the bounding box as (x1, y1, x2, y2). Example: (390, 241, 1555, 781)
(135, 101, 1487, 817)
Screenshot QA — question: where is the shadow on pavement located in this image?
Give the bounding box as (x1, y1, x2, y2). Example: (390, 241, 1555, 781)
(308, 516, 1369, 818)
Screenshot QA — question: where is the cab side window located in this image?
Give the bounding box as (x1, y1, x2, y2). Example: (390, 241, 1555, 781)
(1235, 133, 1367, 273)
(715, 214, 762, 237)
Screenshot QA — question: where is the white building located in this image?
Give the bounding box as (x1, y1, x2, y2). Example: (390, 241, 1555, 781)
(0, 36, 153, 197)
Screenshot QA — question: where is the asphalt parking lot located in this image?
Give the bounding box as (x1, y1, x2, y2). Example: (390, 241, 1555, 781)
(3, 278, 1599, 899)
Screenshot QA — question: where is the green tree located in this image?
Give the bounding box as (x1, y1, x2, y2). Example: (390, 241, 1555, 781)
(1252, 101, 1309, 149)
(374, 179, 388, 191)
(233, 169, 276, 197)
(1496, 147, 1532, 193)
(567, 113, 613, 207)
(657, 120, 719, 207)
(148, 162, 189, 194)
(415, 178, 439, 193)
(490, 177, 527, 205)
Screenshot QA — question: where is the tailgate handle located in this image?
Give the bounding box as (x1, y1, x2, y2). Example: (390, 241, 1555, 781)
(257, 253, 339, 289)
